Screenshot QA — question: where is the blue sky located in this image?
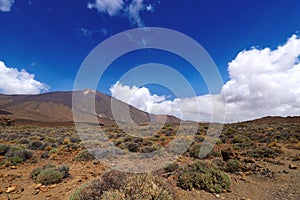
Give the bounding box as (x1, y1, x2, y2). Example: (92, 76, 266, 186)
(1, 0, 300, 122)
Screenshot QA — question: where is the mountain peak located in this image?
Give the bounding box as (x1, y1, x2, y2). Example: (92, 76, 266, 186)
(82, 89, 96, 96)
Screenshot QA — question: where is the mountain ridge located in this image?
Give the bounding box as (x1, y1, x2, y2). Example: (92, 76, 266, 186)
(0, 90, 181, 125)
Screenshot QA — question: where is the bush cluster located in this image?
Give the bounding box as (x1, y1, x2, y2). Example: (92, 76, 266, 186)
(31, 164, 70, 185)
(75, 149, 94, 161)
(177, 161, 231, 194)
(70, 171, 173, 200)
(0, 144, 33, 166)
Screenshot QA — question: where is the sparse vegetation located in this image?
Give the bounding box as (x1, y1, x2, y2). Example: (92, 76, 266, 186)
(178, 161, 231, 193)
(0, 117, 300, 199)
(71, 171, 173, 200)
(31, 163, 69, 185)
(225, 159, 241, 173)
(0, 144, 33, 166)
(36, 168, 63, 185)
(102, 174, 173, 200)
(75, 149, 94, 161)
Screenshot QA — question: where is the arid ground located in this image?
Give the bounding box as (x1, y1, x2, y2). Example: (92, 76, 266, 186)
(0, 116, 299, 200)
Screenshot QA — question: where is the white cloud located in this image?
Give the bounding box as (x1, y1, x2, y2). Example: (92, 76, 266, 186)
(110, 82, 223, 122)
(88, 0, 154, 27)
(222, 34, 300, 122)
(77, 27, 93, 37)
(126, 0, 146, 27)
(88, 0, 124, 16)
(110, 81, 166, 112)
(110, 34, 300, 123)
(0, 0, 14, 12)
(0, 61, 49, 94)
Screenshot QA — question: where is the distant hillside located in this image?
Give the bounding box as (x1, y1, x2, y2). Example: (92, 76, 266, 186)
(0, 90, 180, 125)
(246, 116, 300, 124)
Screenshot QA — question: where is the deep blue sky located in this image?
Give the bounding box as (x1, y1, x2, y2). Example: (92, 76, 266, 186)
(1, 0, 300, 97)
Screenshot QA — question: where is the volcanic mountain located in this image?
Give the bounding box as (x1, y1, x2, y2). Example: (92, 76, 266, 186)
(0, 89, 180, 125)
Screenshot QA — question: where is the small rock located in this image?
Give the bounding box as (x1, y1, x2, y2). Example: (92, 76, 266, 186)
(6, 186, 16, 193)
(215, 194, 220, 198)
(10, 166, 17, 169)
(49, 184, 56, 189)
(17, 187, 24, 194)
(289, 164, 297, 169)
(34, 183, 42, 189)
(93, 160, 99, 165)
(32, 190, 40, 195)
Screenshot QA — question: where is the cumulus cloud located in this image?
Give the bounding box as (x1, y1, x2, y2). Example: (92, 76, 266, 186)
(110, 82, 166, 112)
(110, 82, 223, 122)
(88, 0, 154, 27)
(110, 34, 300, 123)
(0, 0, 14, 12)
(0, 61, 49, 94)
(88, 0, 124, 16)
(222, 34, 300, 122)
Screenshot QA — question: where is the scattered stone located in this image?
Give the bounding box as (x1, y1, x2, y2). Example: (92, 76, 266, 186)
(34, 183, 42, 189)
(10, 166, 17, 169)
(215, 193, 220, 198)
(6, 186, 16, 193)
(49, 184, 56, 189)
(17, 187, 24, 194)
(93, 160, 100, 165)
(32, 190, 40, 195)
(289, 164, 297, 169)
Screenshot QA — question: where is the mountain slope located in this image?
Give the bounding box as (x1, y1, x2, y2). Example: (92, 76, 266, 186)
(0, 90, 180, 125)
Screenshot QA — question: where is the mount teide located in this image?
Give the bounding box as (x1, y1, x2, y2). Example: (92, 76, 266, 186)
(0, 89, 180, 125)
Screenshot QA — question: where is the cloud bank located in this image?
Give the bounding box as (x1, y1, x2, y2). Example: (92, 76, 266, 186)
(0, 0, 14, 12)
(88, 0, 154, 27)
(0, 61, 49, 94)
(110, 35, 300, 123)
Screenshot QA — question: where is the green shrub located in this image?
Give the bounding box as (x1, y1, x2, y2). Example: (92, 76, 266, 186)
(36, 168, 63, 185)
(233, 134, 251, 144)
(178, 161, 231, 194)
(0, 145, 33, 166)
(102, 174, 173, 200)
(188, 143, 213, 159)
(31, 164, 69, 185)
(225, 159, 241, 173)
(12, 149, 33, 161)
(0, 144, 10, 156)
(27, 140, 46, 150)
(245, 147, 279, 158)
(49, 148, 57, 154)
(75, 150, 94, 161)
(212, 158, 226, 170)
(71, 170, 130, 199)
(57, 164, 70, 178)
(164, 162, 180, 173)
(9, 156, 23, 166)
(31, 164, 56, 180)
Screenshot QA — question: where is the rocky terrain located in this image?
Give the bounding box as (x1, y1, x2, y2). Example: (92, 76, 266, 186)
(0, 116, 299, 200)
